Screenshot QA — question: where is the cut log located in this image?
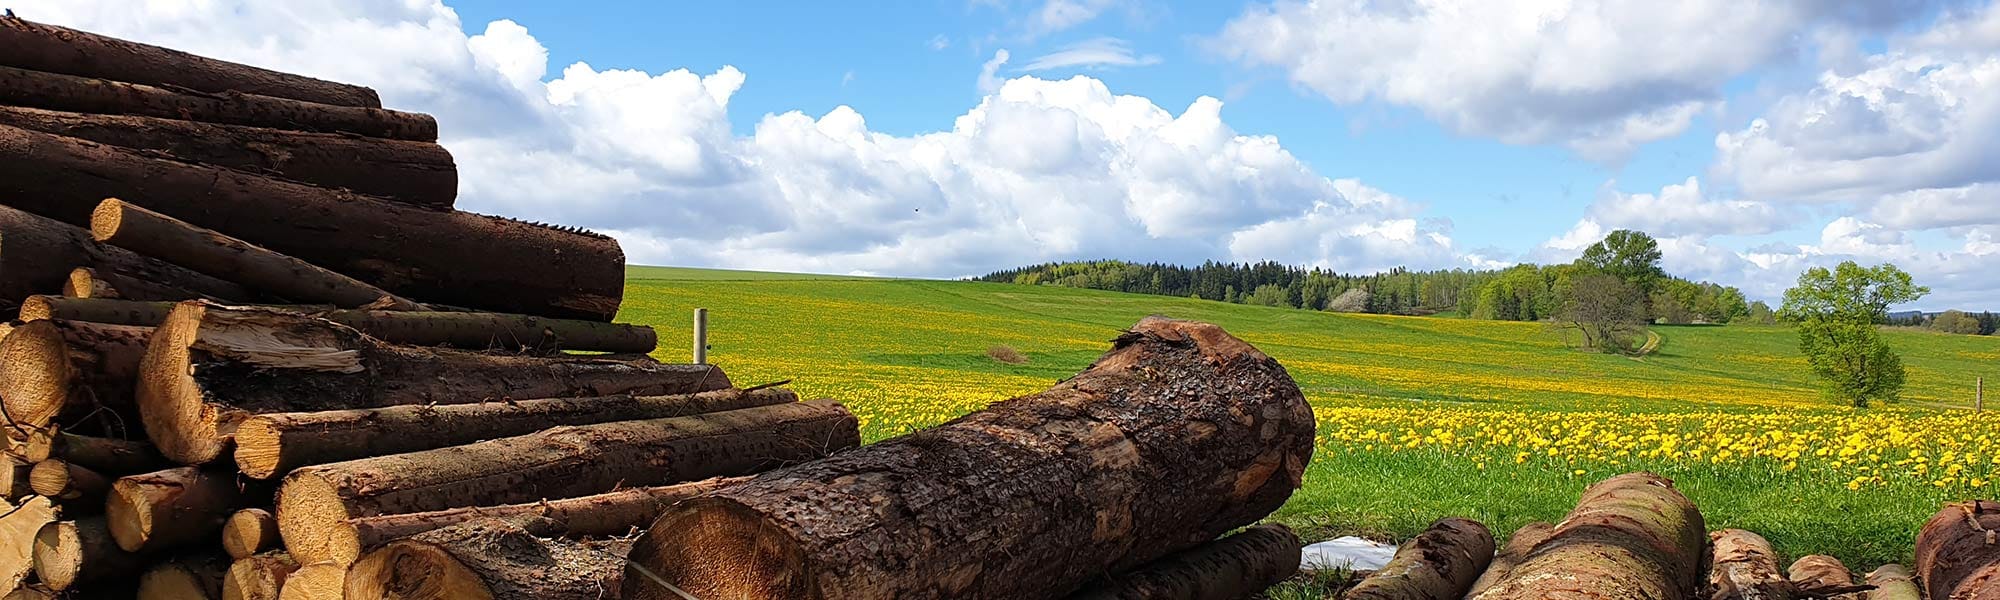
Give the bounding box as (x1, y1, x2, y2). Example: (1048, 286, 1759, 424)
(138, 554, 229, 600)
(19, 296, 656, 353)
(66, 266, 240, 303)
(0, 205, 247, 314)
(0, 16, 380, 106)
(1711, 529, 1793, 600)
(222, 509, 281, 560)
(0, 125, 623, 320)
(235, 387, 794, 478)
(0, 459, 30, 501)
(0, 497, 56, 591)
(106, 467, 253, 553)
(93, 200, 422, 310)
(31, 518, 146, 591)
(278, 399, 857, 568)
(61, 268, 113, 299)
(275, 563, 343, 600)
(344, 518, 633, 600)
(139, 303, 728, 465)
(1067, 523, 1302, 600)
(624, 317, 1316, 600)
(23, 428, 167, 475)
(28, 460, 109, 504)
(0, 319, 150, 435)
(1, 586, 50, 600)
(1469, 472, 1707, 600)
(224, 552, 298, 600)
(1466, 522, 1554, 598)
(1790, 555, 1867, 600)
(20, 295, 171, 326)
(0, 106, 451, 206)
(0, 66, 428, 140)
(1917, 500, 2000, 600)
(1864, 565, 1921, 600)
(340, 476, 744, 562)
(1343, 518, 1495, 600)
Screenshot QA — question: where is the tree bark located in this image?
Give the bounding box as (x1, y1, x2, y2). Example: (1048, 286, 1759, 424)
(30, 517, 145, 591)
(1789, 555, 1866, 600)
(0, 319, 151, 436)
(345, 518, 632, 600)
(23, 428, 167, 475)
(275, 563, 344, 600)
(1466, 521, 1554, 598)
(105, 467, 255, 553)
(138, 554, 229, 600)
(92, 200, 422, 310)
(1343, 518, 1495, 600)
(27, 459, 109, 505)
(0, 106, 451, 206)
(1917, 500, 2000, 600)
(1469, 472, 1707, 600)
(1711, 529, 1794, 600)
(343, 476, 744, 561)
(1066, 524, 1301, 600)
(19, 295, 173, 326)
(235, 388, 794, 478)
(21, 297, 651, 353)
(0, 205, 247, 315)
(277, 399, 857, 568)
(222, 509, 281, 560)
(66, 265, 249, 302)
(0, 66, 427, 140)
(623, 317, 1317, 600)
(0, 125, 623, 320)
(1864, 565, 1921, 600)
(138, 303, 729, 465)
(0, 497, 56, 591)
(0, 16, 380, 107)
(224, 552, 299, 600)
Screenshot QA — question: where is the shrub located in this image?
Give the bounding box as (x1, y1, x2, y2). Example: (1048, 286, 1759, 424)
(987, 345, 1028, 364)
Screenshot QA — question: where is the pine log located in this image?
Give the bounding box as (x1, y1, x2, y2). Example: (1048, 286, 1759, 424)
(92, 200, 422, 310)
(0, 497, 56, 591)
(235, 387, 794, 478)
(31, 518, 145, 591)
(624, 317, 1316, 600)
(61, 268, 113, 299)
(1466, 521, 1554, 598)
(1917, 500, 2000, 600)
(20, 296, 656, 353)
(0, 16, 380, 106)
(278, 399, 857, 568)
(20, 295, 171, 326)
(66, 266, 241, 303)
(0, 66, 427, 140)
(0, 586, 49, 600)
(344, 518, 633, 600)
(1865, 565, 1921, 600)
(23, 428, 166, 475)
(106, 467, 254, 553)
(0, 106, 451, 206)
(1343, 518, 1495, 600)
(222, 509, 281, 560)
(0, 205, 247, 314)
(275, 563, 344, 600)
(1790, 555, 1867, 600)
(1067, 524, 1301, 600)
(138, 303, 728, 465)
(0, 320, 150, 435)
(138, 554, 229, 600)
(0, 125, 622, 320)
(342, 476, 744, 562)
(224, 552, 298, 600)
(27, 460, 109, 505)
(0, 459, 29, 501)
(1469, 472, 1707, 600)
(1711, 529, 1794, 600)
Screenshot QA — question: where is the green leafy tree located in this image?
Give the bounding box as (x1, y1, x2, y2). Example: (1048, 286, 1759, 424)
(1557, 273, 1647, 353)
(1247, 284, 1293, 308)
(1779, 262, 1930, 407)
(1932, 310, 1982, 335)
(1576, 229, 1666, 294)
(1746, 301, 1776, 325)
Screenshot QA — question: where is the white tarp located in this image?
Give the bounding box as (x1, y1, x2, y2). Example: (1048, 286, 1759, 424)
(1300, 536, 1399, 572)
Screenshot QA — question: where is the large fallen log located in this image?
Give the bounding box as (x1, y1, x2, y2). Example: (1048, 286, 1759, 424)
(1865, 564, 1921, 600)
(277, 399, 857, 568)
(0, 66, 428, 140)
(138, 554, 229, 600)
(92, 200, 421, 310)
(335, 476, 743, 565)
(138, 303, 728, 464)
(1469, 472, 1706, 600)
(21, 296, 654, 353)
(344, 518, 633, 600)
(0, 205, 247, 313)
(1917, 500, 2000, 600)
(1711, 528, 1794, 600)
(1466, 521, 1554, 598)
(23, 427, 168, 475)
(1789, 555, 1867, 600)
(222, 509, 281, 560)
(1066, 524, 1301, 600)
(235, 387, 794, 478)
(31, 517, 146, 591)
(624, 317, 1316, 600)
(0, 125, 622, 319)
(0, 497, 57, 591)
(106, 467, 253, 553)
(0, 106, 451, 206)
(0, 16, 381, 106)
(0, 319, 150, 435)
(1343, 518, 1495, 600)
(28, 459, 110, 505)
(224, 552, 298, 600)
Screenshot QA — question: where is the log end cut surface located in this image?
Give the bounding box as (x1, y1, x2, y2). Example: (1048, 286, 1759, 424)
(29, 521, 81, 590)
(137, 302, 223, 465)
(0, 320, 73, 428)
(223, 553, 298, 600)
(273, 472, 361, 567)
(278, 563, 348, 600)
(625, 498, 812, 600)
(345, 541, 496, 600)
(223, 509, 281, 560)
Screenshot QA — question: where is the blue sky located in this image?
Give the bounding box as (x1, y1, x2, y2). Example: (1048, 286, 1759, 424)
(25, 1, 2000, 309)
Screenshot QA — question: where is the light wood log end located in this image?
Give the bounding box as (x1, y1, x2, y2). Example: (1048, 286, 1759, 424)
(274, 470, 361, 568)
(345, 540, 495, 600)
(222, 509, 281, 560)
(624, 497, 812, 600)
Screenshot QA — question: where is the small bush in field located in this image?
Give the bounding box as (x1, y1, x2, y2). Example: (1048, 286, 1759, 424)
(987, 345, 1028, 364)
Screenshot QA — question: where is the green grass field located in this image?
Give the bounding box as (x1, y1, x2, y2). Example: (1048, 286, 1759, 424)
(620, 265, 2000, 581)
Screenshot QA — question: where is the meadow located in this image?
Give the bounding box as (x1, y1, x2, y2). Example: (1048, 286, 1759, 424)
(620, 265, 2000, 572)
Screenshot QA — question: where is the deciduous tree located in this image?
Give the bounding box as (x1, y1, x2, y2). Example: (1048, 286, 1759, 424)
(1780, 262, 1929, 408)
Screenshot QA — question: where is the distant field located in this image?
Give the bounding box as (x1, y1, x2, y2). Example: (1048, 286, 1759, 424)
(620, 265, 2000, 569)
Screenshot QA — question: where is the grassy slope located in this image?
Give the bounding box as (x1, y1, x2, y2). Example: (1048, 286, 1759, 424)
(622, 265, 2000, 568)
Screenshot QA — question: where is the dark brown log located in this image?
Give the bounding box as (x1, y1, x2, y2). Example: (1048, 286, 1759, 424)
(0, 66, 427, 140)
(105, 467, 252, 553)
(277, 399, 857, 568)
(138, 553, 229, 600)
(341, 476, 744, 563)
(1344, 518, 1495, 600)
(0, 125, 622, 319)
(138, 303, 728, 465)
(0, 106, 451, 206)
(28, 459, 109, 504)
(20, 295, 172, 326)
(64, 265, 248, 302)
(0, 319, 150, 435)
(1067, 524, 1301, 600)
(222, 509, 280, 560)
(0, 497, 56, 590)
(0, 16, 380, 106)
(1790, 555, 1865, 600)
(224, 552, 298, 600)
(0, 205, 247, 314)
(624, 317, 1316, 600)
(20, 297, 652, 354)
(234, 387, 793, 478)
(92, 199, 421, 310)
(345, 518, 632, 600)
(1466, 522, 1554, 598)
(1865, 564, 1921, 600)
(276, 563, 343, 600)
(1917, 500, 2000, 600)
(23, 427, 167, 475)
(31, 518, 146, 591)
(1711, 529, 1794, 600)
(1470, 472, 1707, 600)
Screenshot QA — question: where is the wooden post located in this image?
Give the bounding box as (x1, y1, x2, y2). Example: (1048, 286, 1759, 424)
(1978, 377, 1984, 412)
(693, 308, 709, 364)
